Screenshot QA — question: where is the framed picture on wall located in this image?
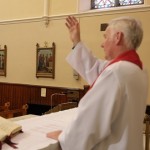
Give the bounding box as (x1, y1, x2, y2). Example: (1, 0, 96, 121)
(0, 45, 7, 76)
(36, 42, 55, 78)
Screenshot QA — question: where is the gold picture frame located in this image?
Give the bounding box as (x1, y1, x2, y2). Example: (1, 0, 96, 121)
(36, 42, 55, 78)
(0, 45, 7, 76)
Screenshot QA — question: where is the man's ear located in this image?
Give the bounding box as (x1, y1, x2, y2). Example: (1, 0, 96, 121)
(115, 32, 123, 45)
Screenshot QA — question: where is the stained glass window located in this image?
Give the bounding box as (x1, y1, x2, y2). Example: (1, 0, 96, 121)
(91, 0, 144, 9)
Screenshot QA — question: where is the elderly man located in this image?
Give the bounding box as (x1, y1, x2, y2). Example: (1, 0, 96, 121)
(47, 16, 148, 150)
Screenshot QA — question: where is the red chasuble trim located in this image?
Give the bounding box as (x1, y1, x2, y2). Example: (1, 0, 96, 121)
(90, 50, 143, 89)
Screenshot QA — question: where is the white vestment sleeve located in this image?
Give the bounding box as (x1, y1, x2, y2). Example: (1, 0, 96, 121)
(59, 69, 122, 150)
(66, 42, 108, 85)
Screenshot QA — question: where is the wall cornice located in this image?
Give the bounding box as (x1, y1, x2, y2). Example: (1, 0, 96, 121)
(0, 5, 150, 25)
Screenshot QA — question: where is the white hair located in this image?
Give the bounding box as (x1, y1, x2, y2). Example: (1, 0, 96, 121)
(108, 16, 143, 50)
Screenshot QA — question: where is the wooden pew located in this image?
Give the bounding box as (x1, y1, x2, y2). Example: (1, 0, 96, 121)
(0, 102, 10, 112)
(0, 104, 28, 118)
(144, 114, 150, 150)
(44, 102, 78, 114)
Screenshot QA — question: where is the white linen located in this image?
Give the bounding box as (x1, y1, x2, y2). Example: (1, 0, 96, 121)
(2, 108, 77, 150)
(59, 42, 148, 150)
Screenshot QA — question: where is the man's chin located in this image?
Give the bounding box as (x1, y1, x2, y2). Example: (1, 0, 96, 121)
(105, 56, 109, 60)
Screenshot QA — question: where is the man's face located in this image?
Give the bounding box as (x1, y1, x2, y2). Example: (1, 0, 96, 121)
(101, 27, 116, 60)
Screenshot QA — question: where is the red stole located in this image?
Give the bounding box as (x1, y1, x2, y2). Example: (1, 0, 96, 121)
(90, 50, 143, 89)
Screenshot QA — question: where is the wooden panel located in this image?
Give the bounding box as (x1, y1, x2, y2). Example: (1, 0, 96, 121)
(0, 82, 89, 110)
(0, 83, 30, 109)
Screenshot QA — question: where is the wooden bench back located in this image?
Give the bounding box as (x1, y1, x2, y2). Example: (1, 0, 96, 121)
(0, 103, 28, 118)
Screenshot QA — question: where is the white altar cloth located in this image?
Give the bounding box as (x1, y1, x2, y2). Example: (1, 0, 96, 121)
(2, 108, 77, 150)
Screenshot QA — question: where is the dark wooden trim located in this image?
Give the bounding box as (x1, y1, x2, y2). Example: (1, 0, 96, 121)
(0, 82, 82, 90)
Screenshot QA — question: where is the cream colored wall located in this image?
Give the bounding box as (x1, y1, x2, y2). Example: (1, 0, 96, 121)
(0, 0, 44, 19)
(0, 0, 150, 103)
(49, 0, 78, 15)
(0, 20, 85, 88)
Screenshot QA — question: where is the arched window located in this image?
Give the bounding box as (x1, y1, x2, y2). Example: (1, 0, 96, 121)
(91, 0, 144, 9)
